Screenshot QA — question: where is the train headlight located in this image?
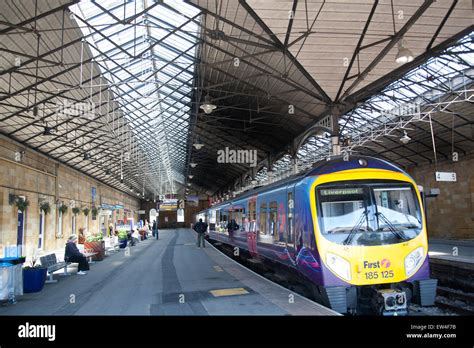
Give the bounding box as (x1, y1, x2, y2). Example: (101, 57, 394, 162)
(326, 253, 351, 281)
(404, 247, 424, 277)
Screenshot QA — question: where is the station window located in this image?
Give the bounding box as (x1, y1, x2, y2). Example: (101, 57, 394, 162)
(269, 201, 278, 239)
(259, 203, 267, 235)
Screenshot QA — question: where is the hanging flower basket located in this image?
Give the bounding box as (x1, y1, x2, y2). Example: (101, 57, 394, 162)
(83, 207, 90, 216)
(15, 197, 29, 212)
(39, 201, 51, 215)
(72, 207, 80, 216)
(91, 207, 98, 218)
(58, 204, 68, 215)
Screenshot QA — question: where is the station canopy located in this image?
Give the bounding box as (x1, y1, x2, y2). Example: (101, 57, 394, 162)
(0, 0, 472, 198)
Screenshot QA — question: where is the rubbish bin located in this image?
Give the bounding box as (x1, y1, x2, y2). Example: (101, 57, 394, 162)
(0, 263, 20, 303)
(0, 257, 25, 304)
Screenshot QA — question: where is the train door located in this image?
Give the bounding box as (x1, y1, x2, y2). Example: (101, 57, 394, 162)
(285, 184, 296, 263)
(247, 196, 258, 257)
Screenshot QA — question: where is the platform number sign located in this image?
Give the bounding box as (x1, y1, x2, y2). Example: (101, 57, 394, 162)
(435, 172, 456, 182)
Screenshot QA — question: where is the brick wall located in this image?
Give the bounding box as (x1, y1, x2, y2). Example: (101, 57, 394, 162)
(407, 154, 473, 239)
(0, 136, 141, 258)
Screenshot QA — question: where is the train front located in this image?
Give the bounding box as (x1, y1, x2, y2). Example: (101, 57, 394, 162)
(310, 158, 437, 315)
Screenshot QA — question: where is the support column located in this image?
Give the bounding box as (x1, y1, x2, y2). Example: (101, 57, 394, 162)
(330, 108, 342, 156)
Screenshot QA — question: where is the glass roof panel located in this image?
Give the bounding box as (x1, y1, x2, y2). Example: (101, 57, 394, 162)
(70, 1, 201, 194)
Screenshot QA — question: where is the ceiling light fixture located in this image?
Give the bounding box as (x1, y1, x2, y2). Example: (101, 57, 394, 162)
(190, 163, 197, 168)
(42, 126, 54, 136)
(188, 175, 193, 179)
(395, 40, 414, 64)
(193, 143, 204, 150)
(199, 95, 216, 114)
(400, 130, 411, 144)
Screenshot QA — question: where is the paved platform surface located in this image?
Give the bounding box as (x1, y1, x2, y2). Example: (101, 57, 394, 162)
(0, 229, 337, 316)
(429, 238, 474, 264)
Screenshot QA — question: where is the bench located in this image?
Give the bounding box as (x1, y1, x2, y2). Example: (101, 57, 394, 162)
(104, 237, 120, 255)
(82, 251, 98, 264)
(39, 254, 70, 283)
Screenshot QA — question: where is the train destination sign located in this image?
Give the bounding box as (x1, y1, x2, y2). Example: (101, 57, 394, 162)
(159, 199, 178, 211)
(320, 188, 363, 196)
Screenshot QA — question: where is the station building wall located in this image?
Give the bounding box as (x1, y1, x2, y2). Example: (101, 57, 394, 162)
(0, 136, 140, 258)
(407, 154, 473, 240)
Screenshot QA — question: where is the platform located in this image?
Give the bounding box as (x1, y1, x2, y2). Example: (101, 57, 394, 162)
(0, 229, 337, 316)
(428, 238, 474, 292)
(429, 238, 474, 261)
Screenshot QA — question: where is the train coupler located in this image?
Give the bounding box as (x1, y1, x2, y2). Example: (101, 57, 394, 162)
(374, 288, 408, 316)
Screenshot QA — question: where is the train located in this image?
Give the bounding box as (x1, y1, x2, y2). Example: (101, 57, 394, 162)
(196, 156, 438, 315)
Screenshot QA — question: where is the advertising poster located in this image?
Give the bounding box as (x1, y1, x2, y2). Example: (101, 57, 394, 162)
(177, 209, 184, 222)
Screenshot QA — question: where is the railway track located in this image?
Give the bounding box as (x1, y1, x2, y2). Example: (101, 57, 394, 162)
(435, 286, 474, 316)
(211, 239, 474, 316)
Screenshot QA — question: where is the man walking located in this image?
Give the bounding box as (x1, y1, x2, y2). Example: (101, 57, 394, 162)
(152, 219, 159, 240)
(193, 218, 208, 248)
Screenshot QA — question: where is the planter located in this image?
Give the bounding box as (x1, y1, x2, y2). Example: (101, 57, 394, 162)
(23, 268, 47, 293)
(119, 239, 127, 248)
(84, 241, 105, 261)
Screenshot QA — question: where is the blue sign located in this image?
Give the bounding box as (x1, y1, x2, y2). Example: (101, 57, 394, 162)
(16, 211, 24, 256)
(92, 187, 96, 204)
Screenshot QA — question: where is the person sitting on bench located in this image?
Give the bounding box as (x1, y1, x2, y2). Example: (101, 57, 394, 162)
(65, 235, 90, 275)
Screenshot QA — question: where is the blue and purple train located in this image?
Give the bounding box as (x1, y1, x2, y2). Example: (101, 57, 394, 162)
(197, 156, 437, 315)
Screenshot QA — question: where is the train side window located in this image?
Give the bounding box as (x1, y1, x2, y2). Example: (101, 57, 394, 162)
(269, 201, 278, 239)
(220, 212, 228, 233)
(259, 203, 267, 235)
(234, 208, 245, 229)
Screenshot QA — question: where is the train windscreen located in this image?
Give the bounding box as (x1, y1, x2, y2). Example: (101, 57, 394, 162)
(316, 181, 422, 246)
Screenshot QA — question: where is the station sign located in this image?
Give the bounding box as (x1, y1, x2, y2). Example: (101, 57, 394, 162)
(101, 203, 123, 210)
(435, 172, 456, 182)
(158, 199, 178, 211)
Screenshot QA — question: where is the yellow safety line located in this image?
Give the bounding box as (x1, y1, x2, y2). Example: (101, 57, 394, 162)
(210, 288, 249, 297)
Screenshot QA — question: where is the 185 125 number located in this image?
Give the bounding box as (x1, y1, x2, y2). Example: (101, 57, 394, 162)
(365, 270, 394, 280)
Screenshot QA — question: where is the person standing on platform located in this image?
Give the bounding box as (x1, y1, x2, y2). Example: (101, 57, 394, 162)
(193, 218, 208, 248)
(152, 220, 159, 240)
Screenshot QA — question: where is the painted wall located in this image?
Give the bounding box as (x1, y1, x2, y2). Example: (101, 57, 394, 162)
(407, 154, 473, 239)
(0, 136, 141, 258)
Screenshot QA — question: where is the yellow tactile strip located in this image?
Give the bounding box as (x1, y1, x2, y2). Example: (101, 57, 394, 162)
(209, 288, 249, 297)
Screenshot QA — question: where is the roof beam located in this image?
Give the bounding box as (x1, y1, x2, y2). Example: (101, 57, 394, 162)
(340, 0, 435, 101)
